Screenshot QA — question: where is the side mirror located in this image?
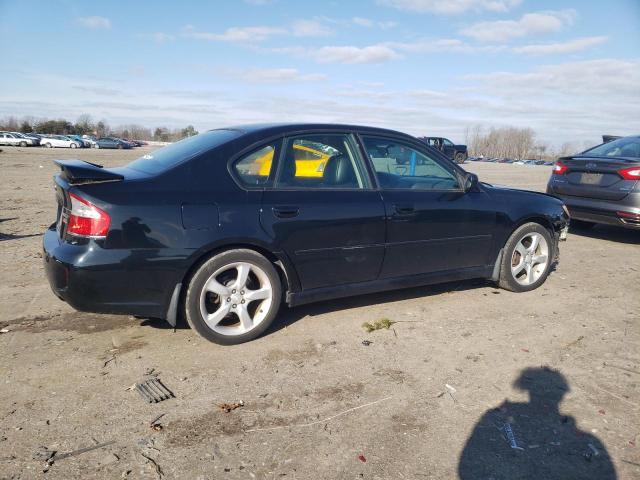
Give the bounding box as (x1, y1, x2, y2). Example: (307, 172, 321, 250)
(463, 172, 479, 192)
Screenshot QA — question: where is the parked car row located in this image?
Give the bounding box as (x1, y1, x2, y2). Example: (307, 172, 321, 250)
(468, 156, 554, 166)
(0, 131, 148, 149)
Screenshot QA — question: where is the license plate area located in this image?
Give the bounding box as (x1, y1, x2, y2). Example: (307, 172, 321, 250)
(580, 173, 603, 185)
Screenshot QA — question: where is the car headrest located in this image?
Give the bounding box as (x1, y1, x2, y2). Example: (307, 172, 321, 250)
(323, 154, 357, 186)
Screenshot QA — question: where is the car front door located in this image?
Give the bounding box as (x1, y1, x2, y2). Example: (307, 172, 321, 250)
(442, 138, 456, 160)
(258, 132, 386, 291)
(360, 134, 497, 279)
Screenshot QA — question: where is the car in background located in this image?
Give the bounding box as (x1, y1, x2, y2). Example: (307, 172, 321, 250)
(420, 137, 468, 164)
(40, 135, 82, 148)
(547, 135, 640, 229)
(94, 137, 132, 149)
(43, 123, 569, 345)
(66, 135, 91, 148)
(0, 132, 39, 147)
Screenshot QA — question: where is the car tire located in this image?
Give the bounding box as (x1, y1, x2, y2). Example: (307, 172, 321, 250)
(185, 249, 282, 345)
(455, 153, 466, 164)
(19, 141, 27, 147)
(71, 143, 77, 148)
(570, 219, 596, 230)
(117, 144, 123, 149)
(498, 222, 554, 293)
(95, 144, 100, 149)
(45, 143, 52, 148)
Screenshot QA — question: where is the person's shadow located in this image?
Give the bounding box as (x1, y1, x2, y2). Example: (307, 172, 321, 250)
(458, 367, 616, 479)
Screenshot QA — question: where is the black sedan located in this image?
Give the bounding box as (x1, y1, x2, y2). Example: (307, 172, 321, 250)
(547, 135, 640, 229)
(43, 124, 569, 344)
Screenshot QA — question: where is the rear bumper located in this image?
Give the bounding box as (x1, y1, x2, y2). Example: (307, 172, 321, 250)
(43, 226, 185, 318)
(546, 190, 640, 229)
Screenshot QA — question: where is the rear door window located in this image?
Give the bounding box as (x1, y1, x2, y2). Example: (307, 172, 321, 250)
(233, 141, 281, 187)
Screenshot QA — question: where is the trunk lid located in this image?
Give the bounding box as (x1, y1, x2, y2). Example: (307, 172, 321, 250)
(553, 155, 639, 200)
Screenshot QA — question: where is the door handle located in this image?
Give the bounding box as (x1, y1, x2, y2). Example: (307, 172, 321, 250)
(273, 206, 300, 219)
(393, 204, 415, 216)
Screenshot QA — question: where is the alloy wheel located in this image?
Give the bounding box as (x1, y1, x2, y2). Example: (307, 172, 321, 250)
(199, 261, 273, 336)
(510, 232, 549, 286)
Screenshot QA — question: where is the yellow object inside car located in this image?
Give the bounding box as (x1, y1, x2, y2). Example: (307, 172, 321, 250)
(256, 144, 329, 178)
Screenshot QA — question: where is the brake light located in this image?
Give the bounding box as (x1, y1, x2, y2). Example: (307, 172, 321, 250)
(552, 161, 568, 175)
(619, 166, 640, 180)
(66, 193, 110, 238)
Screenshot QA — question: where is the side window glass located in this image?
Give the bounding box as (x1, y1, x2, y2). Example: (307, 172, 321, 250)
(276, 134, 367, 189)
(443, 139, 454, 146)
(362, 136, 459, 191)
(233, 144, 277, 187)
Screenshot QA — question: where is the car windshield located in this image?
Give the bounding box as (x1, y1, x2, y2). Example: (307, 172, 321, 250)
(582, 137, 640, 158)
(127, 129, 241, 174)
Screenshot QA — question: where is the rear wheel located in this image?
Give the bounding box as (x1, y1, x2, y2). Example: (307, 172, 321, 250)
(19, 141, 27, 147)
(70, 143, 77, 148)
(185, 249, 282, 345)
(455, 152, 466, 164)
(117, 144, 123, 149)
(499, 223, 554, 292)
(45, 142, 52, 148)
(94, 144, 100, 149)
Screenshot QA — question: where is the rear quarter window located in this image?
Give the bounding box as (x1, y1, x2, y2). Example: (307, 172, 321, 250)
(127, 129, 241, 174)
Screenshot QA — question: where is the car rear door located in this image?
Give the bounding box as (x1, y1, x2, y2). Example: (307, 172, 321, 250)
(360, 134, 496, 278)
(258, 132, 385, 291)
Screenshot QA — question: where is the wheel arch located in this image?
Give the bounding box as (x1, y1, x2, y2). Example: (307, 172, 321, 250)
(167, 241, 298, 326)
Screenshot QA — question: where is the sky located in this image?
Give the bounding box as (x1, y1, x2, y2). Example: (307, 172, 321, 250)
(1, 0, 639, 147)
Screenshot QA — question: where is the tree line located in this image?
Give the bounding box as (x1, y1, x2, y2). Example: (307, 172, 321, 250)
(464, 125, 582, 160)
(0, 115, 198, 142)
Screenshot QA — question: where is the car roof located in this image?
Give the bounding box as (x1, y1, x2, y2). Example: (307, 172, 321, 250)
(212, 123, 419, 142)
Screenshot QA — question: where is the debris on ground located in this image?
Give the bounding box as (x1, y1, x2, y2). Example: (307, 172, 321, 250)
(140, 452, 163, 479)
(362, 318, 396, 332)
(358, 454, 366, 463)
(36, 441, 115, 471)
(0, 328, 10, 334)
(584, 443, 600, 461)
(503, 423, 524, 451)
(218, 401, 244, 413)
(361, 340, 372, 346)
(136, 378, 174, 403)
(150, 413, 165, 431)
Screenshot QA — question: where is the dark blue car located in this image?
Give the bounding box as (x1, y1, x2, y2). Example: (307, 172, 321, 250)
(94, 137, 131, 149)
(43, 124, 569, 344)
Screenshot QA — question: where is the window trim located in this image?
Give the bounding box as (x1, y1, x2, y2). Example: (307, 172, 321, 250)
(270, 132, 374, 192)
(357, 133, 465, 193)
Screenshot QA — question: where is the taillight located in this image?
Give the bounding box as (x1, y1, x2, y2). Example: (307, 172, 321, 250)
(552, 161, 568, 175)
(619, 166, 640, 180)
(66, 193, 110, 238)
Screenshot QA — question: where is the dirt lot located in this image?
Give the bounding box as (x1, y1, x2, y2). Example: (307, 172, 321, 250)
(1, 147, 638, 479)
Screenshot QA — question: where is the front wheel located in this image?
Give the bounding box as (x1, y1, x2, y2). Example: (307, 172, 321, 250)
(185, 249, 282, 345)
(45, 143, 52, 148)
(70, 143, 77, 148)
(498, 223, 554, 292)
(19, 141, 27, 147)
(94, 144, 100, 149)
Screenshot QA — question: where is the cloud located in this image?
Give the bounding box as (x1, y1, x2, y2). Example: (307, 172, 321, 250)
(460, 10, 576, 43)
(513, 36, 608, 56)
(76, 16, 111, 29)
(183, 25, 286, 43)
(352, 17, 398, 29)
(291, 19, 332, 37)
(239, 68, 327, 83)
(379, 0, 521, 15)
(313, 45, 401, 64)
(139, 32, 175, 44)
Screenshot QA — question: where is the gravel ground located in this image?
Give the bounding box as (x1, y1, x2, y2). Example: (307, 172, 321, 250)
(0, 147, 638, 479)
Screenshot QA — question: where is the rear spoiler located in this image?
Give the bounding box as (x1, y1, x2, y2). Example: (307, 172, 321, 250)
(54, 159, 124, 185)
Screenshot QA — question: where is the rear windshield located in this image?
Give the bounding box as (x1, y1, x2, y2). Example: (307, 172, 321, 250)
(582, 137, 640, 158)
(127, 129, 241, 174)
